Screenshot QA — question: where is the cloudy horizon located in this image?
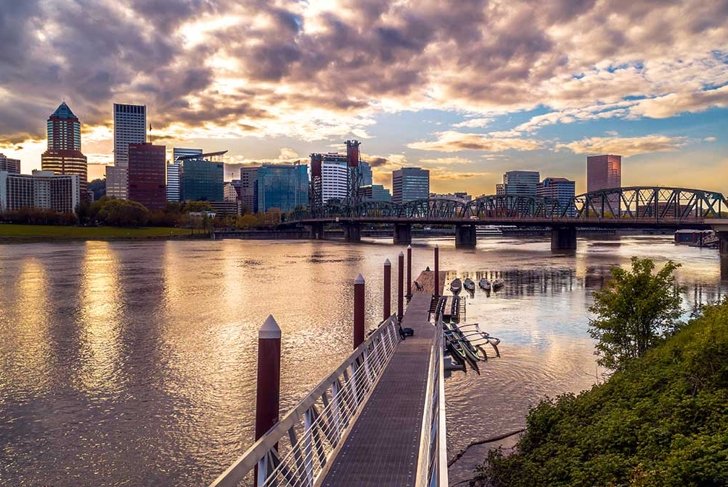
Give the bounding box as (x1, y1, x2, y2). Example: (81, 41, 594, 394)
(1, 0, 727, 194)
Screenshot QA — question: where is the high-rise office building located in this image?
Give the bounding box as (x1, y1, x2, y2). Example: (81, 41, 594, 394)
(392, 167, 429, 204)
(502, 170, 540, 197)
(322, 157, 349, 203)
(0, 154, 20, 174)
(128, 142, 166, 210)
(240, 165, 260, 213)
(587, 154, 622, 213)
(108, 103, 146, 199)
(360, 161, 372, 187)
(359, 184, 392, 203)
(0, 170, 80, 213)
(537, 177, 576, 216)
(168, 148, 202, 202)
(257, 163, 309, 213)
(180, 152, 225, 202)
(41, 102, 87, 198)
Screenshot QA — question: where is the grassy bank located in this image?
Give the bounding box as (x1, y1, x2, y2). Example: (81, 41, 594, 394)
(0, 224, 196, 240)
(476, 300, 728, 487)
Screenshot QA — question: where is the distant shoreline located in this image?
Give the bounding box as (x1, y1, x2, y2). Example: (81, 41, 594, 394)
(0, 224, 205, 242)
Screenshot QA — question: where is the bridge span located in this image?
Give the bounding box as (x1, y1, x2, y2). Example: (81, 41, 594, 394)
(283, 186, 728, 252)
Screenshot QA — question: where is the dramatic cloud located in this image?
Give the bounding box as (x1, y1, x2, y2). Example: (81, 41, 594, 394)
(557, 135, 687, 157)
(408, 132, 543, 153)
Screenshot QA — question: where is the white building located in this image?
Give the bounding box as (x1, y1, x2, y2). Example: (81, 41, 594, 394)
(0, 170, 79, 213)
(321, 158, 348, 203)
(106, 103, 146, 199)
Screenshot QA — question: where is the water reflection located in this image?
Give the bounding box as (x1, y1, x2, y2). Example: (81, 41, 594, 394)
(0, 237, 725, 485)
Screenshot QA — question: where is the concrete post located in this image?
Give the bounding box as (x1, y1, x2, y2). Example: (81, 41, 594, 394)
(406, 245, 413, 298)
(398, 251, 404, 321)
(354, 274, 365, 349)
(434, 245, 440, 297)
(255, 315, 281, 441)
(383, 259, 391, 320)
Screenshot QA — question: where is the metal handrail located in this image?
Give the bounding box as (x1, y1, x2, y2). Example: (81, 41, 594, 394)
(210, 315, 400, 487)
(414, 315, 447, 487)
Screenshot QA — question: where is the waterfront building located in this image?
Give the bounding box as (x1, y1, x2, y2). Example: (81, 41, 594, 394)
(108, 103, 146, 199)
(240, 165, 260, 213)
(392, 167, 429, 204)
(179, 152, 225, 202)
(41, 102, 87, 198)
(495, 183, 505, 196)
(0, 154, 20, 174)
(310, 152, 373, 207)
(502, 170, 540, 197)
(322, 156, 348, 203)
(587, 154, 622, 213)
(359, 184, 392, 203)
(360, 161, 373, 187)
(224, 181, 240, 203)
(537, 177, 576, 216)
(257, 163, 309, 213)
(0, 170, 79, 213)
(128, 142, 166, 210)
(168, 148, 202, 202)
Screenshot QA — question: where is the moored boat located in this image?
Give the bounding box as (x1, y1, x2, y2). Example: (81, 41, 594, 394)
(463, 277, 475, 292)
(479, 278, 491, 291)
(492, 278, 504, 290)
(450, 278, 462, 294)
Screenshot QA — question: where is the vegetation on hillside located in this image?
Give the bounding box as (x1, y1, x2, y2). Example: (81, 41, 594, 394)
(474, 261, 728, 487)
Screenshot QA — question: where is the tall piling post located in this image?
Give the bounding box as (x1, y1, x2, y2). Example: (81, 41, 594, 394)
(354, 274, 365, 349)
(406, 245, 412, 298)
(398, 251, 404, 321)
(383, 259, 391, 320)
(255, 315, 281, 441)
(434, 245, 440, 297)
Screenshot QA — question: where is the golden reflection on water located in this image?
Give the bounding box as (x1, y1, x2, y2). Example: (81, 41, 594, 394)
(77, 241, 123, 395)
(7, 258, 52, 395)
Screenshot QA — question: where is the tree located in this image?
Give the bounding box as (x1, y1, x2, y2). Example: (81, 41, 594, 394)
(91, 197, 150, 227)
(589, 257, 683, 370)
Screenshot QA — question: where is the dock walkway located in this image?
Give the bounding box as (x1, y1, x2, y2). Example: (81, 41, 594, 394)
(321, 270, 443, 487)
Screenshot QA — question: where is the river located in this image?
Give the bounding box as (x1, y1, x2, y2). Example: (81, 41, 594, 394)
(0, 236, 725, 485)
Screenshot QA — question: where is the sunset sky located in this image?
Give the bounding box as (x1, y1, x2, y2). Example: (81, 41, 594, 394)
(1, 0, 726, 195)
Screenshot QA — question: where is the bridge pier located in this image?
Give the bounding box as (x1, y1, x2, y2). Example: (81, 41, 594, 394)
(551, 226, 577, 252)
(308, 222, 325, 239)
(455, 224, 477, 249)
(343, 223, 361, 242)
(718, 232, 728, 256)
(393, 223, 412, 245)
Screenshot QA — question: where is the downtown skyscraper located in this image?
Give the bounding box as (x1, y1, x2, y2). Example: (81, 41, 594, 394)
(40, 102, 87, 198)
(107, 103, 146, 198)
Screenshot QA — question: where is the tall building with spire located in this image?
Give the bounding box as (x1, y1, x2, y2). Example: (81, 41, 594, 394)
(41, 102, 87, 199)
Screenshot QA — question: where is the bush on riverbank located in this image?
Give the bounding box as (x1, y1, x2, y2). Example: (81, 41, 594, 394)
(475, 299, 728, 487)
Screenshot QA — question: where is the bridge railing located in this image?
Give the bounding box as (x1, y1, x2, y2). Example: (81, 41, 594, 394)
(415, 315, 448, 487)
(210, 315, 401, 487)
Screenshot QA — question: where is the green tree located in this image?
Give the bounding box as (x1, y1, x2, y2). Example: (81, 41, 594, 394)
(589, 257, 683, 370)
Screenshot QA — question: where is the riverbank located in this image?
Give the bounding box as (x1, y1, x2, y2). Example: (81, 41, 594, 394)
(0, 224, 199, 241)
(474, 299, 728, 487)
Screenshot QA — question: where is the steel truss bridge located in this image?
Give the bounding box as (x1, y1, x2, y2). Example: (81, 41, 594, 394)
(284, 187, 728, 251)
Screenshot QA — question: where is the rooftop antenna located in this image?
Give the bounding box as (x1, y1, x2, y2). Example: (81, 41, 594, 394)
(149, 122, 153, 144)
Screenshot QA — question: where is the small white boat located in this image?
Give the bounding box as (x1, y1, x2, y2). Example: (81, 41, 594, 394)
(479, 278, 491, 291)
(463, 277, 475, 292)
(450, 278, 462, 294)
(492, 278, 504, 290)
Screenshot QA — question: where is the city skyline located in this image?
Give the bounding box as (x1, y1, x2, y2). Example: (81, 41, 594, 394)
(0, 1, 726, 195)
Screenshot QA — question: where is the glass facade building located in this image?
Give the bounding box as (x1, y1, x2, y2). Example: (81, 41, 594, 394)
(180, 158, 224, 202)
(359, 184, 391, 203)
(168, 148, 202, 202)
(257, 163, 309, 213)
(128, 143, 167, 210)
(0, 154, 21, 174)
(502, 170, 540, 197)
(240, 166, 260, 213)
(392, 167, 429, 204)
(537, 177, 576, 216)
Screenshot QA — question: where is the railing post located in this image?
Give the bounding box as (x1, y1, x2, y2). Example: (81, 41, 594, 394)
(354, 274, 365, 349)
(383, 259, 391, 321)
(255, 315, 281, 486)
(406, 245, 413, 298)
(398, 251, 404, 321)
(434, 245, 440, 298)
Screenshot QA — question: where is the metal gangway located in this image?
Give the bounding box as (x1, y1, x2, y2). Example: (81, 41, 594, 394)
(210, 312, 447, 487)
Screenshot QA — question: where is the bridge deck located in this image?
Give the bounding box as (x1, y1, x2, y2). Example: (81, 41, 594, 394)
(321, 270, 443, 487)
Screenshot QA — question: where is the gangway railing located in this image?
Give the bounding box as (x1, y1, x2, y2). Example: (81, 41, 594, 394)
(415, 315, 448, 487)
(210, 315, 400, 487)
